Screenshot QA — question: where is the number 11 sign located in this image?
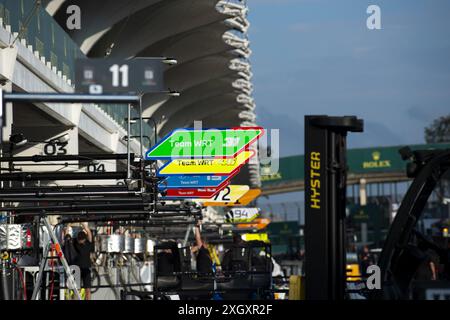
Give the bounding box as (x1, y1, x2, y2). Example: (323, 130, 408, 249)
(75, 58, 165, 94)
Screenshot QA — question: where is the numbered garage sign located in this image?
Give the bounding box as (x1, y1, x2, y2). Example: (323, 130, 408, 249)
(43, 141, 68, 156)
(225, 208, 260, 223)
(86, 162, 106, 173)
(75, 58, 164, 94)
(193, 185, 250, 204)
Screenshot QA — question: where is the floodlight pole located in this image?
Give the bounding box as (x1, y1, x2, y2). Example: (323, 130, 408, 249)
(138, 95, 145, 193)
(127, 103, 132, 181)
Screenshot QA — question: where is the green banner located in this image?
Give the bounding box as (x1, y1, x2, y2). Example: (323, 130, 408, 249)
(267, 221, 299, 236)
(262, 143, 450, 187)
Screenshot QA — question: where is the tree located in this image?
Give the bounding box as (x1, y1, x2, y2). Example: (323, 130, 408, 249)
(424, 115, 450, 219)
(425, 115, 450, 143)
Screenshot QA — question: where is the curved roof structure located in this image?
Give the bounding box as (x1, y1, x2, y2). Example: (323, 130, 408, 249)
(45, 0, 260, 187)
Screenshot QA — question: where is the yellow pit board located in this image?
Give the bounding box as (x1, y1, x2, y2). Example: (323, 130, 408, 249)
(158, 151, 254, 176)
(204, 188, 261, 207)
(241, 233, 270, 243)
(194, 185, 250, 204)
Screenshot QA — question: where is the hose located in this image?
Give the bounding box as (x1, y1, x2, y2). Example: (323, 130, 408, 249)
(49, 262, 55, 301)
(104, 258, 119, 300)
(15, 267, 27, 300)
(0, 264, 12, 300)
(129, 257, 144, 291)
(118, 262, 127, 294)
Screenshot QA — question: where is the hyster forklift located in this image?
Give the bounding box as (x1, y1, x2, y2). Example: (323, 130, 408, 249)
(304, 115, 450, 300)
(375, 147, 450, 299)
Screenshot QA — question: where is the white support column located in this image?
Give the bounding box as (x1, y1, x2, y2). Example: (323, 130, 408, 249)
(1, 82, 13, 144)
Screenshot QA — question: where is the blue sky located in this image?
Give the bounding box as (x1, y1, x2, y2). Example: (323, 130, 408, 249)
(248, 0, 450, 157)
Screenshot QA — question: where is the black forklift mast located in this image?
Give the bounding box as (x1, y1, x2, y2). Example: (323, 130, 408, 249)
(304, 115, 363, 300)
(375, 147, 450, 299)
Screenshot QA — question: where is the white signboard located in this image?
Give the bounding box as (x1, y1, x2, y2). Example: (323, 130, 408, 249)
(225, 207, 260, 223)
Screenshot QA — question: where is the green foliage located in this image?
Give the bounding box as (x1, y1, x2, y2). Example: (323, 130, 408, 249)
(425, 115, 450, 143)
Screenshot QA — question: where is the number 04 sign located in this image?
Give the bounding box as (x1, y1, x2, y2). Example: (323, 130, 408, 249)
(75, 58, 164, 94)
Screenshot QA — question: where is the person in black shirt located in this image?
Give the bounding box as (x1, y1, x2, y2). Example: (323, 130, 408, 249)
(222, 233, 247, 272)
(191, 223, 213, 274)
(414, 249, 438, 281)
(72, 223, 93, 300)
(359, 245, 374, 277)
(61, 228, 77, 266)
(157, 248, 175, 275)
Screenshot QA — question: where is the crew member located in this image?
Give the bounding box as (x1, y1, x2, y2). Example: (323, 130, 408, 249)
(221, 233, 247, 272)
(73, 222, 94, 300)
(157, 247, 176, 275)
(61, 226, 77, 265)
(191, 222, 213, 274)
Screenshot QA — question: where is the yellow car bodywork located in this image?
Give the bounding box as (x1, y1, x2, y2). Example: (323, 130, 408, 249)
(346, 263, 362, 282)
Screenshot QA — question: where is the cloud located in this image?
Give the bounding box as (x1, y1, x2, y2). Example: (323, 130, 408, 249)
(257, 106, 303, 157)
(348, 120, 406, 149)
(407, 105, 450, 124)
(289, 22, 313, 33)
(249, 0, 321, 5)
(352, 46, 373, 58)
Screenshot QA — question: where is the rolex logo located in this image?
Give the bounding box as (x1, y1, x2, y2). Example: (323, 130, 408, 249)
(261, 166, 271, 175)
(372, 151, 381, 161)
(363, 151, 390, 169)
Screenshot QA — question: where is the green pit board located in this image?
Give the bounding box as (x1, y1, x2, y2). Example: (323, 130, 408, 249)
(146, 127, 263, 159)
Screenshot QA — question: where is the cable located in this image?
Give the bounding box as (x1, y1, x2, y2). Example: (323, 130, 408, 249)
(9, 0, 42, 47)
(49, 260, 54, 301)
(49, 249, 55, 301)
(104, 2, 136, 56)
(15, 267, 27, 300)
